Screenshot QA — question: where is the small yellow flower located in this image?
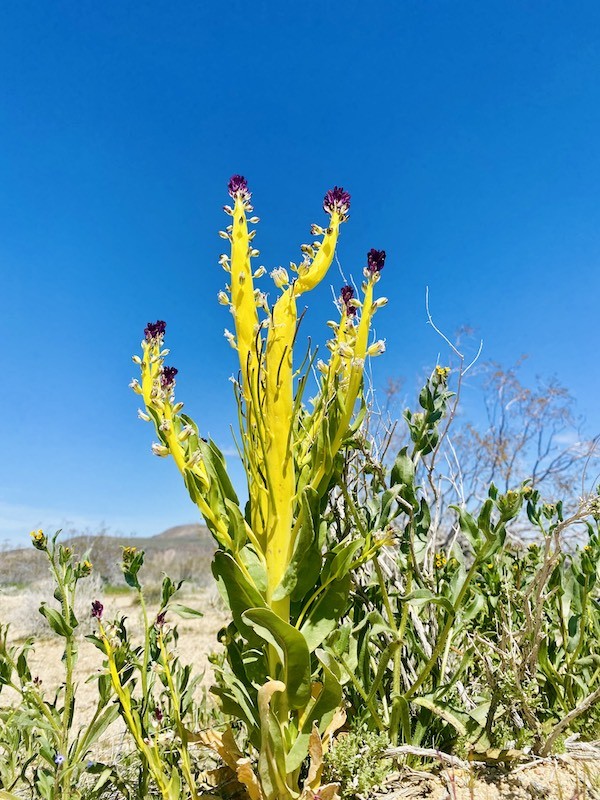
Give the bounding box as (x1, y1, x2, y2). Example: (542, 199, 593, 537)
(435, 365, 451, 380)
(486, 562, 494, 569)
(31, 529, 47, 551)
(584, 545, 592, 553)
(122, 546, 137, 564)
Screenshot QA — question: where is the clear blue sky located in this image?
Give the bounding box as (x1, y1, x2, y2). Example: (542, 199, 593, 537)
(2, 1, 600, 545)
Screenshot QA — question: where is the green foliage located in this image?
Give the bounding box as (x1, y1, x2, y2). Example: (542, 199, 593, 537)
(323, 730, 391, 798)
(336, 367, 600, 759)
(0, 533, 119, 800)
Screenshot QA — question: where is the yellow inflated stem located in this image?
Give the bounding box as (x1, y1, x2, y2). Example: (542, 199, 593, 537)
(231, 195, 260, 398)
(264, 286, 297, 615)
(294, 212, 340, 295)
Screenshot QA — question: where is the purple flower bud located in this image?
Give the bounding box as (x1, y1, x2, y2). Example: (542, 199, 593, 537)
(91, 600, 103, 620)
(153, 705, 164, 722)
(323, 186, 351, 218)
(228, 174, 251, 200)
(160, 366, 178, 389)
(155, 611, 167, 628)
(144, 320, 166, 342)
(340, 285, 357, 317)
(367, 249, 386, 274)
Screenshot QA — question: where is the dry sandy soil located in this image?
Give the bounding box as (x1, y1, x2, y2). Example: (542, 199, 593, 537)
(1, 587, 599, 799)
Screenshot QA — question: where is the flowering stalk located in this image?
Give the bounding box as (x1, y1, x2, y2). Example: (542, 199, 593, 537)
(132, 178, 388, 800)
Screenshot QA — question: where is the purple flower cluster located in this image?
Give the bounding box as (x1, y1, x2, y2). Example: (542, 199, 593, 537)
(340, 285, 357, 317)
(367, 249, 386, 274)
(144, 320, 166, 342)
(323, 186, 351, 218)
(160, 366, 178, 389)
(228, 174, 251, 200)
(91, 600, 103, 620)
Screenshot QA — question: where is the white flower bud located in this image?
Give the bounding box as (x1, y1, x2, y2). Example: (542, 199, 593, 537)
(367, 340, 386, 357)
(372, 297, 388, 310)
(132, 355, 142, 365)
(338, 343, 354, 358)
(159, 419, 172, 432)
(217, 291, 230, 305)
(172, 402, 184, 413)
(250, 248, 260, 258)
(224, 329, 237, 349)
(151, 443, 169, 457)
(253, 266, 266, 278)
(178, 425, 195, 441)
(316, 359, 328, 374)
(129, 379, 143, 395)
(249, 216, 260, 224)
(137, 409, 151, 422)
(218, 230, 230, 240)
(271, 267, 289, 288)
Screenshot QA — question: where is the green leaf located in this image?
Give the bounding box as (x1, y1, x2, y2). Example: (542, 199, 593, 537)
(39, 603, 72, 637)
(170, 603, 204, 619)
(300, 574, 351, 653)
(225, 498, 248, 552)
(401, 589, 454, 616)
(285, 650, 342, 773)
(273, 488, 320, 602)
(212, 551, 267, 644)
(324, 538, 363, 583)
(391, 447, 414, 488)
(242, 608, 311, 709)
(257, 681, 289, 800)
(167, 768, 181, 800)
(452, 506, 481, 549)
(412, 696, 467, 736)
(367, 639, 400, 703)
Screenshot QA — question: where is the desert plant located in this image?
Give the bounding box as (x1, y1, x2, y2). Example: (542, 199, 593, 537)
(0, 531, 120, 800)
(334, 368, 600, 757)
(131, 177, 389, 800)
(89, 546, 206, 800)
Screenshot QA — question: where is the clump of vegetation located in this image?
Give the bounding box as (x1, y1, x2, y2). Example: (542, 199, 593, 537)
(1, 176, 599, 800)
(323, 730, 390, 798)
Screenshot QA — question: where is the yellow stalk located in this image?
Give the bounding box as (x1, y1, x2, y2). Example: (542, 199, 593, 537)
(264, 287, 297, 616)
(231, 196, 260, 398)
(294, 212, 340, 295)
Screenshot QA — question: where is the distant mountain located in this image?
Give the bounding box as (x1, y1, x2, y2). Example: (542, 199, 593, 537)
(0, 524, 216, 589)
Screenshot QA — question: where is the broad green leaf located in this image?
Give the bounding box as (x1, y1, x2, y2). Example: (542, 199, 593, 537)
(243, 608, 311, 709)
(390, 447, 414, 489)
(300, 574, 351, 653)
(212, 551, 267, 644)
(39, 604, 72, 637)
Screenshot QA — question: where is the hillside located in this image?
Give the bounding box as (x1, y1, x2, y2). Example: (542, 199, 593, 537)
(0, 524, 216, 588)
